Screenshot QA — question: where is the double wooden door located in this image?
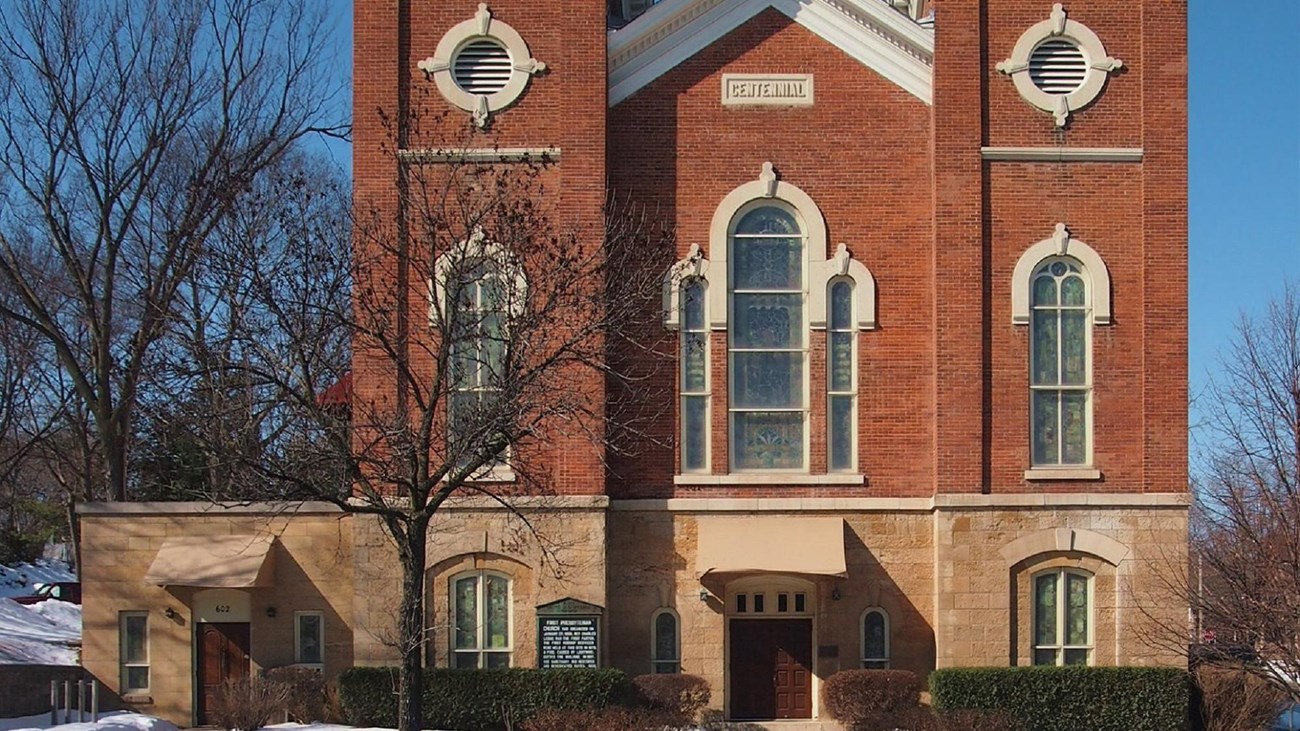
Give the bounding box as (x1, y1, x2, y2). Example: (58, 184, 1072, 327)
(196, 622, 250, 725)
(729, 618, 812, 720)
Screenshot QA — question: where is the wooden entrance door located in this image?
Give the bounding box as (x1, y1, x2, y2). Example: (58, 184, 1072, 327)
(729, 619, 812, 720)
(196, 622, 250, 725)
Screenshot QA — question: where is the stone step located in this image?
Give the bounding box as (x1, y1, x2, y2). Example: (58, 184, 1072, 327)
(733, 721, 844, 731)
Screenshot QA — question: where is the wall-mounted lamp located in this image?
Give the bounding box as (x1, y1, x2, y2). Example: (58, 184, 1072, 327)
(830, 587, 842, 601)
(698, 589, 710, 602)
(265, 606, 277, 619)
(164, 607, 177, 620)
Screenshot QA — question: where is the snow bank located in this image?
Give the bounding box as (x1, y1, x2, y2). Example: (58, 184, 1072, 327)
(0, 562, 75, 600)
(0, 597, 81, 665)
(0, 713, 176, 731)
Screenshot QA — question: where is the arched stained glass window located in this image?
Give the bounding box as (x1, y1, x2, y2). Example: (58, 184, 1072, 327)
(1033, 570, 1092, 666)
(1030, 258, 1090, 466)
(452, 571, 511, 669)
(861, 608, 889, 669)
(651, 609, 680, 673)
(729, 205, 806, 471)
(828, 279, 856, 472)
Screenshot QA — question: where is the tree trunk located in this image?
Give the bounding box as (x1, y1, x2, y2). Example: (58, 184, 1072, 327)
(397, 529, 427, 731)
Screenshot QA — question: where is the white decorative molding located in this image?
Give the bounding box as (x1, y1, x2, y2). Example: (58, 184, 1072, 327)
(980, 146, 1142, 162)
(608, 0, 933, 107)
(1011, 223, 1112, 325)
(721, 73, 814, 106)
(398, 147, 561, 163)
(811, 243, 877, 330)
(663, 243, 711, 329)
(996, 4, 1122, 127)
(999, 527, 1130, 567)
(673, 473, 865, 485)
(418, 4, 546, 128)
(1024, 467, 1102, 481)
(429, 226, 528, 325)
(609, 493, 1188, 512)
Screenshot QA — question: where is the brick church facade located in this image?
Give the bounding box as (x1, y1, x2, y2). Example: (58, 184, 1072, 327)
(80, 0, 1189, 725)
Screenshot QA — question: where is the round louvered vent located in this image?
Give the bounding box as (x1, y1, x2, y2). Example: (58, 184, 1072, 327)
(453, 40, 513, 95)
(1028, 39, 1088, 94)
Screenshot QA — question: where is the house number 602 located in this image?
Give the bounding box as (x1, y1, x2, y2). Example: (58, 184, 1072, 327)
(215, 605, 231, 613)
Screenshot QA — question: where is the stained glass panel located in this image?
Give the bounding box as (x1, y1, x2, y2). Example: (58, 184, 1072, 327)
(485, 652, 510, 669)
(1061, 312, 1086, 385)
(683, 281, 705, 331)
(683, 397, 707, 471)
(731, 352, 802, 409)
(1032, 275, 1057, 306)
(864, 612, 886, 659)
(1034, 574, 1057, 646)
(454, 652, 479, 669)
(830, 333, 853, 392)
(486, 575, 509, 649)
(683, 333, 707, 392)
(298, 614, 322, 664)
(1060, 275, 1085, 306)
(830, 396, 853, 471)
(830, 281, 852, 330)
(1031, 311, 1058, 385)
(1033, 649, 1057, 667)
(1063, 648, 1089, 666)
(1066, 574, 1089, 645)
(732, 295, 802, 348)
(655, 612, 678, 662)
(733, 412, 803, 470)
(734, 206, 799, 236)
(454, 577, 478, 649)
(733, 238, 802, 290)
(126, 667, 149, 690)
(1032, 391, 1060, 465)
(124, 615, 147, 663)
(1061, 392, 1087, 464)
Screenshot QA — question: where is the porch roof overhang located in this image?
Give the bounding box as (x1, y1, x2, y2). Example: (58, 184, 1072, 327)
(697, 516, 847, 578)
(144, 535, 276, 588)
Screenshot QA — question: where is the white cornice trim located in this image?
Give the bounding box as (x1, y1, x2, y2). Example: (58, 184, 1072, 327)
(980, 147, 1143, 162)
(398, 147, 561, 163)
(608, 0, 933, 107)
(610, 493, 1189, 512)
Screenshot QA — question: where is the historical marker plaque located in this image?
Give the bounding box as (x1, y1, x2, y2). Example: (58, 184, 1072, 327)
(536, 597, 604, 669)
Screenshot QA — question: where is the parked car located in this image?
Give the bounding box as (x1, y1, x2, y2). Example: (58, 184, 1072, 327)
(12, 581, 81, 605)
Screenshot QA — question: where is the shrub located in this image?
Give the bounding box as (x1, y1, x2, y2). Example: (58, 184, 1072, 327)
(207, 675, 290, 731)
(930, 666, 1189, 731)
(822, 669, 924, 729)
(263, 666, 327, 723)
(522, 707, 685, 731)
(632, 674, 711, 723)
(1193, 665, 1288, 731)
(338, 667, 633, 730)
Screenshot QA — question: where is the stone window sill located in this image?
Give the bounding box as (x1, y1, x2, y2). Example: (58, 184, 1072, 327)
(121, 694, 153, 705)
(1023, 468, 1102, 481)
(674, 473, 865, 486)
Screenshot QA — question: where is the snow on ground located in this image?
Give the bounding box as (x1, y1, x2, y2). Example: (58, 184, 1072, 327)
(0, 596, 81, 665)
(0, 561, 75, 600)
(0, 713, 176, 731)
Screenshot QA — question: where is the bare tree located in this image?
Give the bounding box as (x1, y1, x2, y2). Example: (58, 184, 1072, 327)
(181, 123, 673, 730)
(0, 0, 344, 502)
(1182, 282, 1300, 691)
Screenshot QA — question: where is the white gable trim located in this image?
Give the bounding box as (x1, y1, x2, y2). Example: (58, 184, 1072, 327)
(608, 0, 933, 107)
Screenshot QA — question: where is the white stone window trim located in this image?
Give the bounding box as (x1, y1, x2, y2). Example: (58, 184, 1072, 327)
(429, 227, 526, 484)
(119, 610, 150, 694)
(418, 4, 546, 129)
(650, 607, 681, 673)
(860, 607, 890, 669)
(1031, 568, 1094, 666)
(996, 4, 1122, 127)
(450, 569, 514, 669)
(1011, 223, 1111, 326)
(294, 610, 325, 668)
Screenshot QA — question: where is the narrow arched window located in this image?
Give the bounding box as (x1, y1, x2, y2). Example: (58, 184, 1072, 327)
(729, 205, 806, 471)
(651, 609, 680, 673)
(681, 278, 709, 472)
(1030, 258, 1091, 466)
(452, 571, 511, 668)
(448, 259, 510, 469)
(861, 608, 889, 669)
(1033, 570, 1092, 665)
(827, 279, 856, 471)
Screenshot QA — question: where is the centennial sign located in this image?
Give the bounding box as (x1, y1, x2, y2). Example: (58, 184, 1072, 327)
(536, 597, 603, 669)
(721, 74, 814, 106)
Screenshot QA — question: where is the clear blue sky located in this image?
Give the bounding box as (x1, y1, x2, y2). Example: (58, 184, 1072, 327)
(315, 1, 1300, 409)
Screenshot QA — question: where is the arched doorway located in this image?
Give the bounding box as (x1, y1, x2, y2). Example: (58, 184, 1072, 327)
(725, 576, 816, 720)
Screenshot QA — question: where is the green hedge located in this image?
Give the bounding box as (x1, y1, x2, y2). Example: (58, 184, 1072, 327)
(930, 666, 1189, 731)
(338, 667, 633, 731)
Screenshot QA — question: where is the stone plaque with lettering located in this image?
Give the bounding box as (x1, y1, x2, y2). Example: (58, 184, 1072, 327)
(722, 74, 814, 106)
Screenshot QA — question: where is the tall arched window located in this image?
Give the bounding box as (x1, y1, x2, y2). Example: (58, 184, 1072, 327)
(447, 259, 511, 471)
(860, 608, 890, 668)
(1030, 258, 1090, 466)
(651, 608, 680, 673)
(1033, 569, 1092, 666)
(827, 279, 856, 472)
(681, 278, 709, 472)
(729, 205, 806, 471)
(451, 571, 511, 668)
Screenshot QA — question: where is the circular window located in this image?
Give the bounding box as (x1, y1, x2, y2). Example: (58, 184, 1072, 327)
(996, 4, 1122, 127)
(417, 5, 546, 128)
(1028, 39, 1087, 95)
(453, 39, 513, 96)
